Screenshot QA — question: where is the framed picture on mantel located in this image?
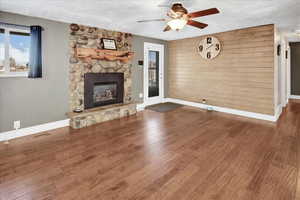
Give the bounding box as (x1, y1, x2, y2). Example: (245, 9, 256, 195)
(101, 38, 117, 50)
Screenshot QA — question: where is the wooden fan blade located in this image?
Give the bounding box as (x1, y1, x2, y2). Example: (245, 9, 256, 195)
(137, 19, 165, 23)
(187, 20, 208, 29)
(188, 8, 219, 18)
(163, 25, 172, 32)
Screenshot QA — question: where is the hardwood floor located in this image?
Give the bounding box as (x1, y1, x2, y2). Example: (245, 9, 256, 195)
(1, 102, 300, 200)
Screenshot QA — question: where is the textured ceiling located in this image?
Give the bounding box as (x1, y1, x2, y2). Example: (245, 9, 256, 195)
(0, 0, 299, 40)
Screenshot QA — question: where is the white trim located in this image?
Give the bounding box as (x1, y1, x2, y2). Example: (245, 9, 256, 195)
(143, 42, 164, 106)
(279, 38, 287, 107)
(143, 98, 165, 107)
(0, 119, 70, 142)
(286, 45, 291, 105)
(0, 72, 28, 78)
(0, 24, 30, 32)
(0, 24, 30, 78)
(290, 95, 300, 99)
(136, 103, 145, 112)
(165, 98, 279, 122)
(0, 26, 30, 77)
(287, 45, 291, 98)
(0, 97, 284, 142)
(275, 104, 283, 121)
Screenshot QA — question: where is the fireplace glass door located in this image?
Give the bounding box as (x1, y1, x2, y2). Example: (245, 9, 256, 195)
(93, 82, 117, 104)
(84, 72, 124, 109)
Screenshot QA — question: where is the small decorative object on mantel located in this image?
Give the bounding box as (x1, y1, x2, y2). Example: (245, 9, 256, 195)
(101, 38, 117, 50)
(70, 23, 80, 32)
(76, 48, 134, 63)
(73, 99, 83, 113)
(73, 108, 83, 113)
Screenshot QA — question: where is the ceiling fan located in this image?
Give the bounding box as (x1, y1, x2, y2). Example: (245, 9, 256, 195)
(137, 3, 220, 32)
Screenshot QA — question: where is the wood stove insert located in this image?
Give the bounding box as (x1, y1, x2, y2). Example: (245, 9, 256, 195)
(84, 73, 124, 109)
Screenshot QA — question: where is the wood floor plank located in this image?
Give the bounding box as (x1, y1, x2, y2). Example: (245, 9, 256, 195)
(0, 102, 300, 200)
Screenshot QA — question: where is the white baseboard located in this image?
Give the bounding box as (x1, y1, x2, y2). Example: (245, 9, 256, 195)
(136, 98, 167, 112)
(165, 98, 279, 122)
(1, 98, 281, 142)
(275, 105, 283, 121)
(136, 103, 145, 112)
(0, 119, 70, 142)
(290, 95, 300, 100)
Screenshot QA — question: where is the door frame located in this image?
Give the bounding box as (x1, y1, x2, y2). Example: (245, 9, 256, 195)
(143, 42, 165, 106)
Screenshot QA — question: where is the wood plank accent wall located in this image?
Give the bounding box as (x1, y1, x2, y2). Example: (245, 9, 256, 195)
(168, 24, 275, 115)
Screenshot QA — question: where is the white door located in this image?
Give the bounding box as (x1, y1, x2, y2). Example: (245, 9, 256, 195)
(144, 42, 164, 106)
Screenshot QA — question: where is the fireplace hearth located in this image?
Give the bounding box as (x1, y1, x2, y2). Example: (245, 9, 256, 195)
(84, 73, 124, 109)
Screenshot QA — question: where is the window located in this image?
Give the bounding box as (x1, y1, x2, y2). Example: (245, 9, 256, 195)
(0, 26, 30, 77)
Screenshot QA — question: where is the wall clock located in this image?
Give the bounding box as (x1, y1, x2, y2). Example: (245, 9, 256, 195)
(198, 36, 221, 59)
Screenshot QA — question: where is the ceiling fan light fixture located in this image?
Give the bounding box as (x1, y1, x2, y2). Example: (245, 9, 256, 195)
(138, 4, 220, 32)
(167, 18, 187, 30)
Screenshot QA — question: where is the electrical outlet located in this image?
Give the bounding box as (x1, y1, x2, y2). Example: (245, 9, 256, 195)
(207, 106, 214, 112)
(139, 93, 143, 98)
(14, 120, 20, 130)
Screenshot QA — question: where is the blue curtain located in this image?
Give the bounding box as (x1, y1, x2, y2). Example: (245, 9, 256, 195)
(28, 26, 42, 78)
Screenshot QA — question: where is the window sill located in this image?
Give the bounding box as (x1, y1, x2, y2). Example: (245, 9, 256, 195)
(0, 73, 28, 78)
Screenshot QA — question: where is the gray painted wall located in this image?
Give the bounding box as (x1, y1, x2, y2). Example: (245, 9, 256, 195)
(290, 42, 300, 95)
(0, 12, 69, 132)
(0, 12, 168, 132)
(131, 35, 168, 102)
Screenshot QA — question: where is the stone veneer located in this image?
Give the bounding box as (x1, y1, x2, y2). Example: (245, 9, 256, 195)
(68, 103, 136, 129)
(68, 24, 136, 129)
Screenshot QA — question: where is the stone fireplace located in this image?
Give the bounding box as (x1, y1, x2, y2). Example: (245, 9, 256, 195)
(67, 24, 136, 129)
(84, 73, 124, 109)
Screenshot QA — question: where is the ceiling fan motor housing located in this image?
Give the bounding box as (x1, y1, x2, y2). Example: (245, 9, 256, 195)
(171, 3, 188, 14)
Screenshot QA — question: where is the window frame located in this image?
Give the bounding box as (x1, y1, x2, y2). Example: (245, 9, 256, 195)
(0, 26, 30, 78)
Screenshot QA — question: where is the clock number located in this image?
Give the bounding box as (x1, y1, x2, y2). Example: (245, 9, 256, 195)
(198, 45, 203, 52)
(198, 37, 220, 59)
(207, 37, 212, 44)
(207, 52, 211, 59)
